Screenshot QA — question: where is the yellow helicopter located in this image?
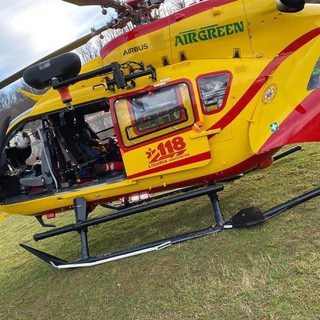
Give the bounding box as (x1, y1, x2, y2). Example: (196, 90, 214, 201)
(0, 0, 320, 269)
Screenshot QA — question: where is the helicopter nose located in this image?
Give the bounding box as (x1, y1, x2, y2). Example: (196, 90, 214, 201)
(276, 0, 305, 12)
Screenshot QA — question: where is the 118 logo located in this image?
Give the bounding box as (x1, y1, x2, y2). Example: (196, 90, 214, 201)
(146, 137, 187, 165)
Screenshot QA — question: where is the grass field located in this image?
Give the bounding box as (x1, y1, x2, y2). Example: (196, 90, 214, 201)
(0, 143, 320, 320)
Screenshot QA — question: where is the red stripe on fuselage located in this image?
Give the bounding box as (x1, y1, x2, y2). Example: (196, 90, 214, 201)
(100, 0, 237, 59)
(208, 28, 320, 136)
(127, 151, 211, 179)
(259, 88, 320, 152)
(132, 149, 279, 194)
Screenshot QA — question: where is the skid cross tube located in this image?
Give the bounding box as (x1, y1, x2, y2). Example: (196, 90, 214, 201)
(34, 184, 224, 241)
(21, 184, 225, 268)
(74, 197, 90, 260)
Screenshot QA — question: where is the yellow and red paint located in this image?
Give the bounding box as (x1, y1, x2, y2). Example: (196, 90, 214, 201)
(2, 0, 320, 218)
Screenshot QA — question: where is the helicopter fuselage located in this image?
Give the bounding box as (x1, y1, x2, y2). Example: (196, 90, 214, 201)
(1, 0, 320, 219)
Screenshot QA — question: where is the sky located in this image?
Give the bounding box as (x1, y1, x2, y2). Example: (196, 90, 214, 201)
(0, 0, 109, 87)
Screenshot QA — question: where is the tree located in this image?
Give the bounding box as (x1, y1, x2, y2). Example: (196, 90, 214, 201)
(0, 80, 45, 120)
(75, 41, 100, 64)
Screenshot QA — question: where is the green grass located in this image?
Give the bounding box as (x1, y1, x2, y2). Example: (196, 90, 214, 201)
(1, 144, 320, 320)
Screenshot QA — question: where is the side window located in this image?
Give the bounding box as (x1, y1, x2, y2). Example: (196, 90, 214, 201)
(307, 58, 320, 91)
(130, 86, 186, 134)
(198, 73, 230, 113)
(114, 82, 195, 147)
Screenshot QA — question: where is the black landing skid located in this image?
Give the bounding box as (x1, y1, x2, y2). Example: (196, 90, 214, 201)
(20, 183, 320, 269)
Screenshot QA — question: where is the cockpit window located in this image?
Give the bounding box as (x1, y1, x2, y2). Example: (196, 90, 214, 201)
(198, 73, 230, 112)
(307, 58, 320, 91)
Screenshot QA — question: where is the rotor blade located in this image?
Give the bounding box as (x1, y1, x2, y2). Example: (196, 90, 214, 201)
(63, 0, 129, 12)
(0, 34, 90, 89)
(0, 24, 110, 90)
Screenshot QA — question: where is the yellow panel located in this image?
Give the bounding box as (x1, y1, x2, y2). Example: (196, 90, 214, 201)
(249, 39, 320, 153)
